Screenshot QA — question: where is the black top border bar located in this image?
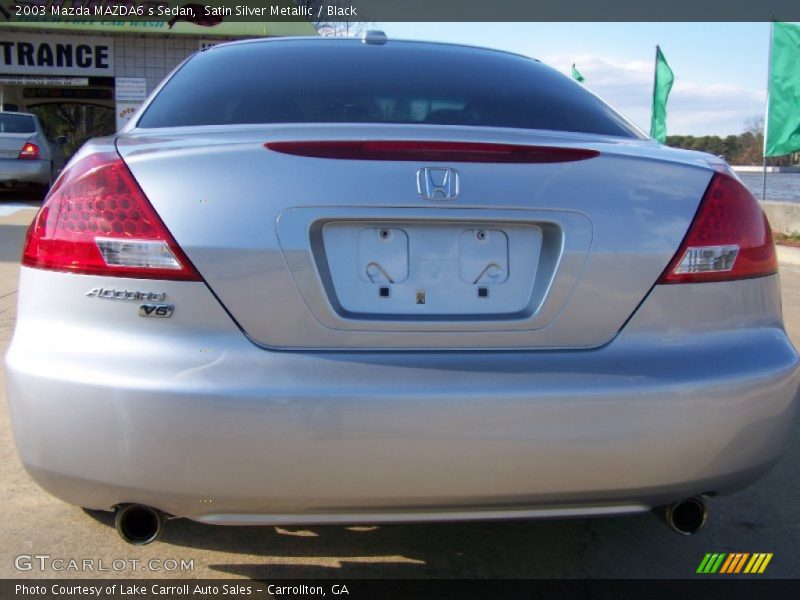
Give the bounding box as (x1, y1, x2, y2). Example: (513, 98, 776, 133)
(1, 0, 799, 23)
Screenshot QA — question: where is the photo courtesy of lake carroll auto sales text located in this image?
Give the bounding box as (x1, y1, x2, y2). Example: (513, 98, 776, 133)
(1, 1, 800, 598)
(14, 583, 353, 596)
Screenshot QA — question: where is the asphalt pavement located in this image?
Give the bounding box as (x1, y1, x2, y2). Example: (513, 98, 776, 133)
(1, 200, 798, 579)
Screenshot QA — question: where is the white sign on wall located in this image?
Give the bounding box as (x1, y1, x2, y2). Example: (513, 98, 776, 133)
(116, 77, 147, 101)
(116, 78, 147, 131)
(0, 33, 114, 77)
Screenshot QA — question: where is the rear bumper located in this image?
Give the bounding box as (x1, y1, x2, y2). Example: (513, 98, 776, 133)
(5, 269, 800, 524)
(0, 158, 49, 186)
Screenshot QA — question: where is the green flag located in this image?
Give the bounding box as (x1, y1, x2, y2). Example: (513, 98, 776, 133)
(765, 22, 800, 157)
(571, 63, 585, 83)
(650, 46, 674, 143)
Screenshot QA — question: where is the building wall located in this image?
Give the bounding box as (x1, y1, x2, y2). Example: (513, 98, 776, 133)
(110, 33, 236, 129)
(112, 33, 230, 95)
(1, 29, 237, 117)
(0, 29, 242, 140)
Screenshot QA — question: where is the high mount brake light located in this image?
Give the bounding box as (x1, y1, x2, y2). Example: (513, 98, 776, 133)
(659, 172, 777, 284)
(22, 152, 201, 281)
(265, 141, 599, 163)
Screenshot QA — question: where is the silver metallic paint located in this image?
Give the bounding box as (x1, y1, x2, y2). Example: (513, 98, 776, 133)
(5, 40, 798, 526)
(5, 269, 798, 523)
(115, 125, 714, 350)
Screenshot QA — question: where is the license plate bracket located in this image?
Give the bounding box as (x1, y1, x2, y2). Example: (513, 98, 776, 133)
(322, 221, 541, 317)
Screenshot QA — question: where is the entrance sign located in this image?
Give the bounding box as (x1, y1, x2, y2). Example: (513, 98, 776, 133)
(0, 33, 114, 77)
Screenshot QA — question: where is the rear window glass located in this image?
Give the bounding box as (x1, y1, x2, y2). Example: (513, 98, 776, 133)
(0, 113, 35, 133)
(138, 40, 640, 138)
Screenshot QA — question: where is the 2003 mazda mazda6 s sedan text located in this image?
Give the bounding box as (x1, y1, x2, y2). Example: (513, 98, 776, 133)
(5, 34, 800, 544)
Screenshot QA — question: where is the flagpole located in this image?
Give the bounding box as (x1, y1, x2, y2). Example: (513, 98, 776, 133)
(651, 45, 659, 139)
(762, 22, 774, 201)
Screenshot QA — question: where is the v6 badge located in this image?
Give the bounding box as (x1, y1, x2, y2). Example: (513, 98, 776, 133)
(139, 304, 174, 318)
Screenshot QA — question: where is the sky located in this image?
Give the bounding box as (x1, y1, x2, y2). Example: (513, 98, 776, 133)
(372, 22, 773, 137)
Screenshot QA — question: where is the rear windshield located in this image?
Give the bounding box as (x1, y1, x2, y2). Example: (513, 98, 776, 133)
(138, 40, 640, 138)
(0, 113, 35, 134)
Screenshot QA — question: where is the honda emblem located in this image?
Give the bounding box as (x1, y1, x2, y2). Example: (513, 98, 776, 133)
(417, 167, 459, 200)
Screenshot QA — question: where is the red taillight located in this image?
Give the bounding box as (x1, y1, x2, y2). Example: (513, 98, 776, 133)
(265, 141, 599, 163)
(22, 152, 201, 281)
(658, 172, 777, 284)
(18, 143, 40, 160)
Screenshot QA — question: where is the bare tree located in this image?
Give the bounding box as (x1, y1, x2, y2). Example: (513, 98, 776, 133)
(744, 114, 799, 166)
(745, 115, 765, 137)
(735, 115, 766, 165)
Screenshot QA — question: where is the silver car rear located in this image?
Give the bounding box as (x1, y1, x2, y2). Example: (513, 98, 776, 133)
(0, 111, 56, 191)
(5, 37, 799, 543)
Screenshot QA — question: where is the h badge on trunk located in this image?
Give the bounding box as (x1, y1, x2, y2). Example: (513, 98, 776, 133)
(417, 167, 459, 200)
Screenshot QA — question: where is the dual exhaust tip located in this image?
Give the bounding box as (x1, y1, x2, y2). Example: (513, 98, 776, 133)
(114, 504, 165, 545)
(112, 496, 709, 545)
(664, 495, 708, 535)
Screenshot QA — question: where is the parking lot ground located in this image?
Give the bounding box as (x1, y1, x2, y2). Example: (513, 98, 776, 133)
(1, 204, 799, 579)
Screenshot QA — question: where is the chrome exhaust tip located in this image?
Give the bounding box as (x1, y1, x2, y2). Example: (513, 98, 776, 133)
(664, 495, 708, 535)
(114, 504, 165, 545)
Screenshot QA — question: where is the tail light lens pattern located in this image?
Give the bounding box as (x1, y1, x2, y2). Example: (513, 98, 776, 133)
(22, 152, 201, 281)
(659, 172, 777, 284)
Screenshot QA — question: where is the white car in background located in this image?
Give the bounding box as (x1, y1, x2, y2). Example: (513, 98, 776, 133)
(0, 111, 65, 195)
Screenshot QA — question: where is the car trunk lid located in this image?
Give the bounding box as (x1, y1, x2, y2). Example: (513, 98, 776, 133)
(116, 124, 714, 350)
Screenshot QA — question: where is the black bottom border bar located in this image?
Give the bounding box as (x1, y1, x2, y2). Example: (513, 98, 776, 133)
(3, 579, 799, 600)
